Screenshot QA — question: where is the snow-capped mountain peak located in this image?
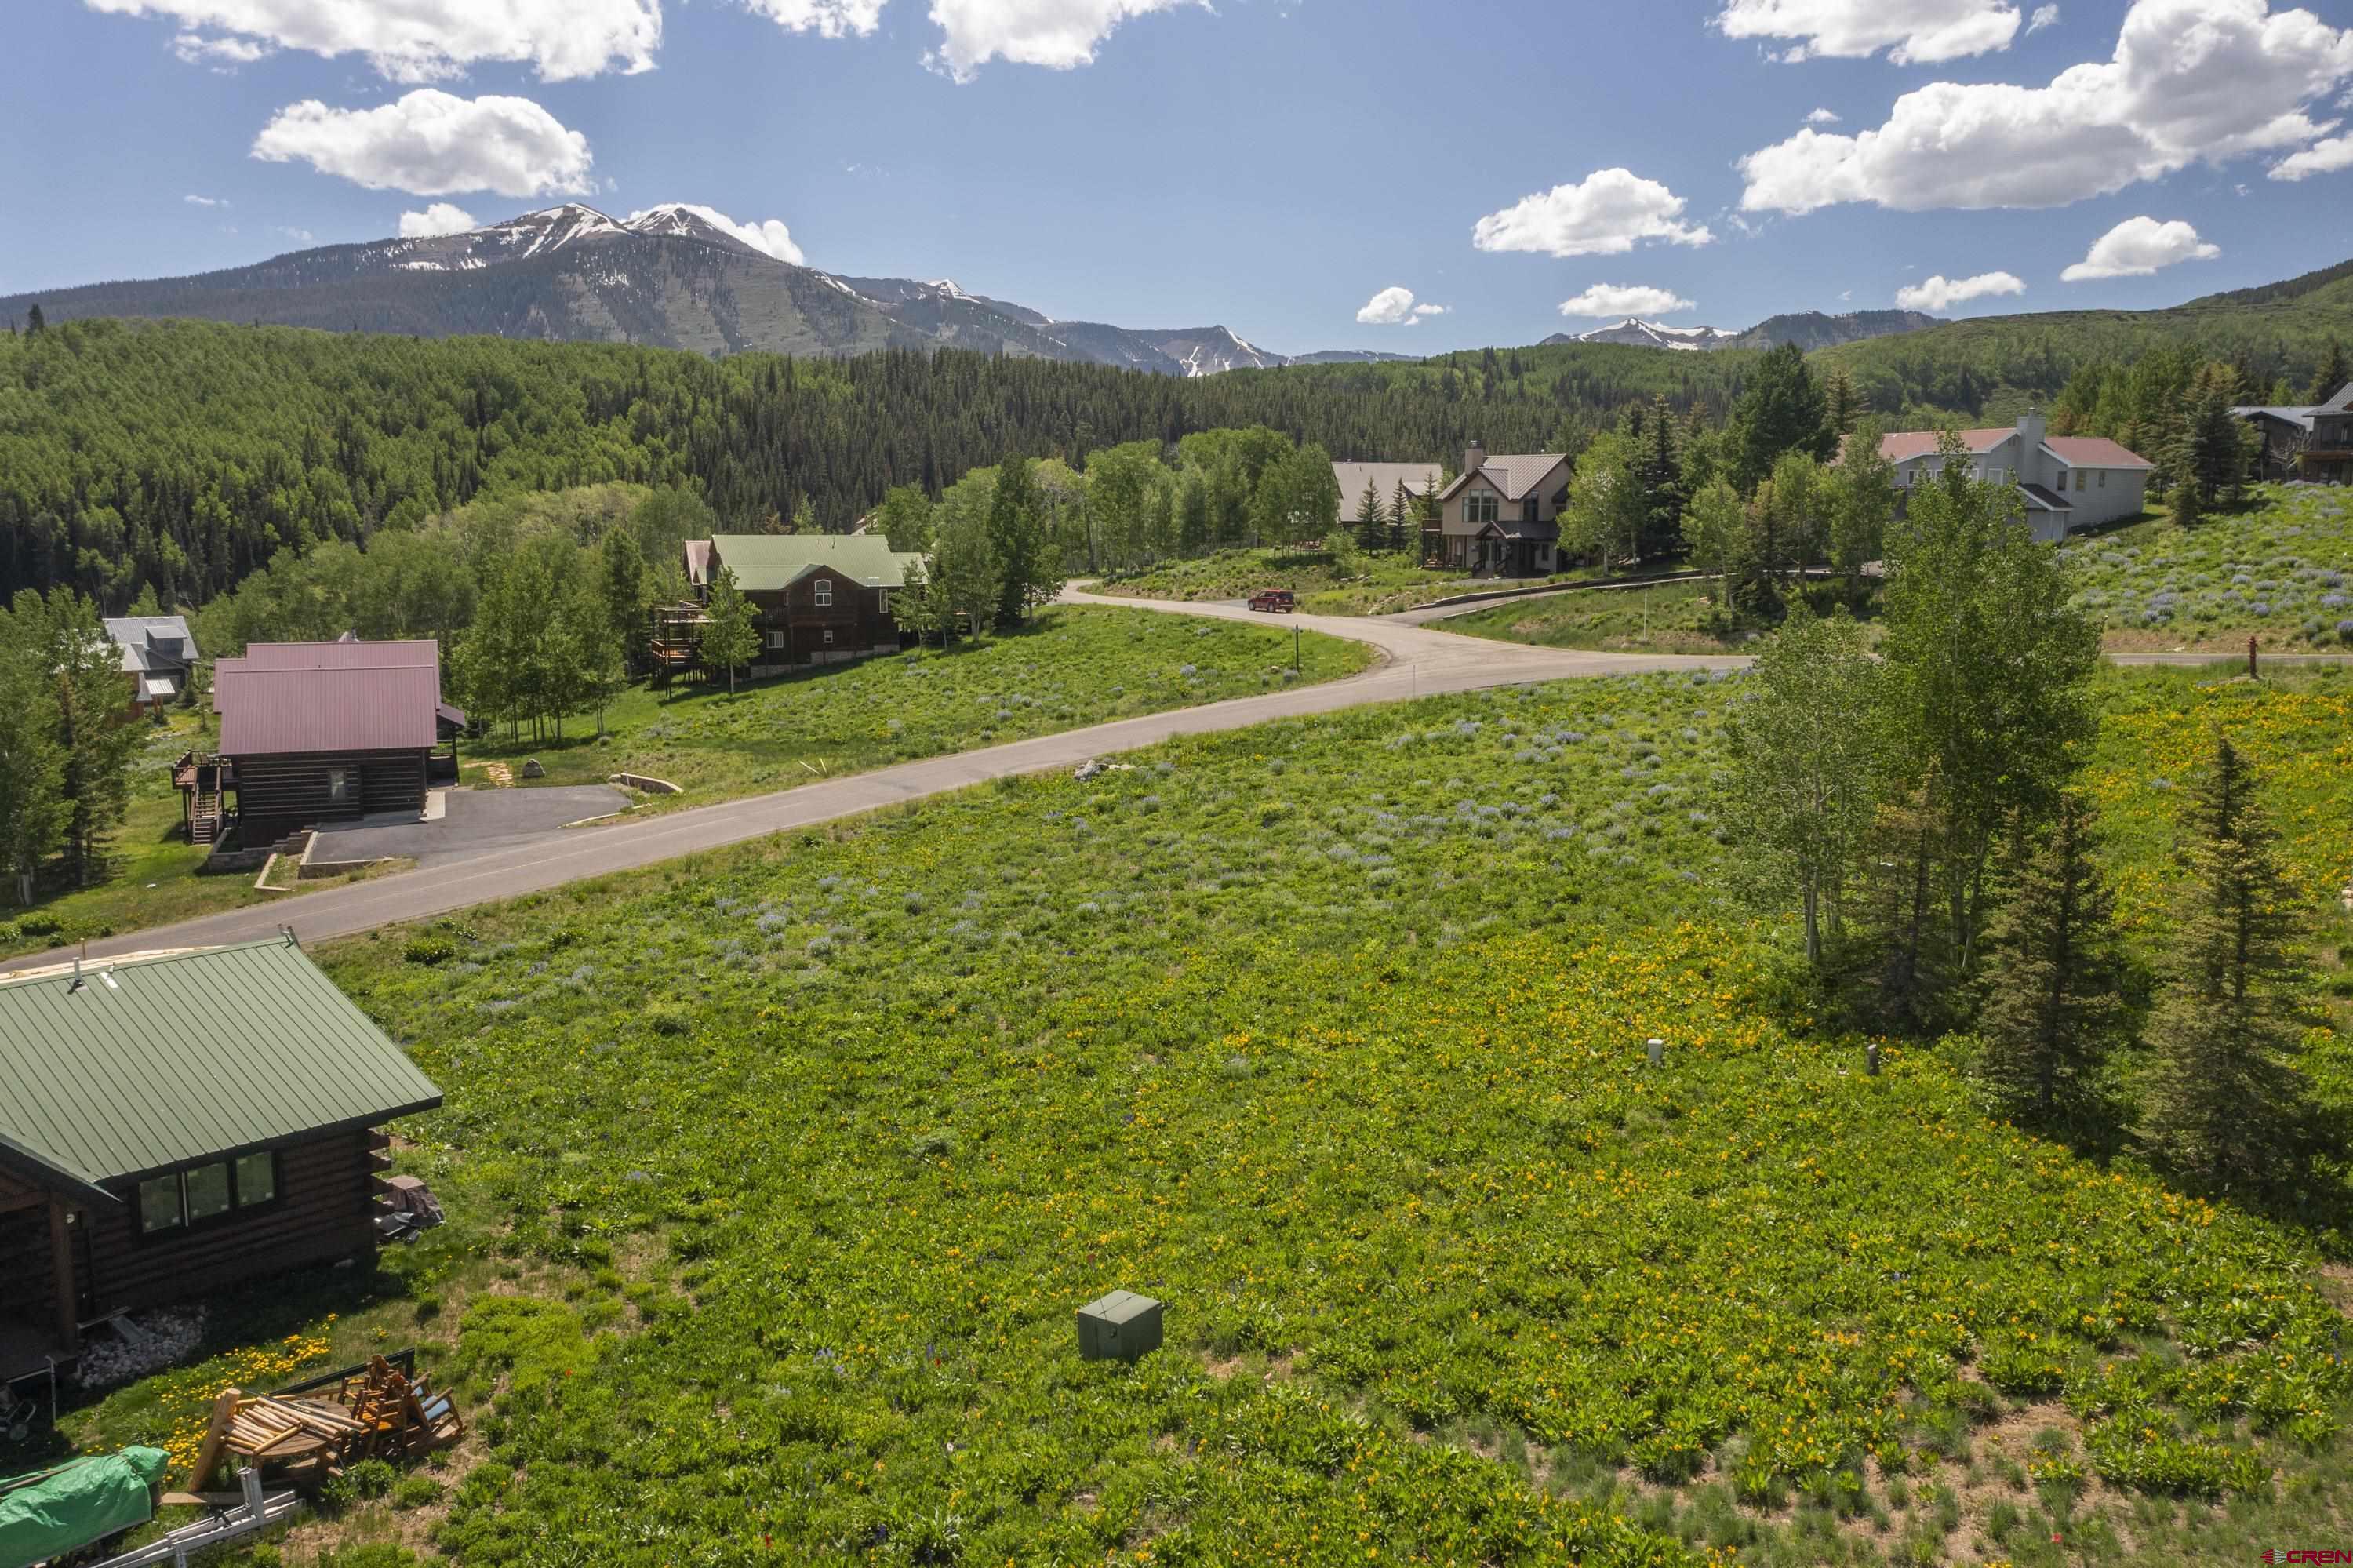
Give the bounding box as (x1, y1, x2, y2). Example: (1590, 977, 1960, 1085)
(1545, 317, 1734, 351)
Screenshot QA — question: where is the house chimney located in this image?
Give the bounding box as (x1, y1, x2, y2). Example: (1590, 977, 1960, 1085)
(1464, 438, 1486, 478)
(2017, 405, 2047, 453)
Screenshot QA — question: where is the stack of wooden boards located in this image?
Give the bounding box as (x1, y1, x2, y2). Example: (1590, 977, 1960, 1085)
(192, 1356, 465, 1489)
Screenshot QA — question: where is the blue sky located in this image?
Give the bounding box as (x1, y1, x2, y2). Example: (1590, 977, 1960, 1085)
(7, 0, 2352, 355)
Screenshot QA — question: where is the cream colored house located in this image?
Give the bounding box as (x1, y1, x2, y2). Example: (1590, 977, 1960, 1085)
(1876, 410, 2151, 541)
(1431, 442, 1572, 576)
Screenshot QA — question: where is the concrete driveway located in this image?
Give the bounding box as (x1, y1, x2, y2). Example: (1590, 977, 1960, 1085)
(307, 785, 628, 869)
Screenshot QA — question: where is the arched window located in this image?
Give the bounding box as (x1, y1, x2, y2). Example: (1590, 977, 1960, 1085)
(813, 578, 834, 607)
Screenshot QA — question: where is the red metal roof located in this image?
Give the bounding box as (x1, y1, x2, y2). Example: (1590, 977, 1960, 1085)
(214, 641, 446, 756)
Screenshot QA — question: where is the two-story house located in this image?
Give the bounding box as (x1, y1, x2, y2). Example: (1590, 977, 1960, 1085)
(1431, 443, 1572, 577)
(2231, 382, 2353, 484)
(686, 535, 928, 671)
(1875, 410, 2151, 541)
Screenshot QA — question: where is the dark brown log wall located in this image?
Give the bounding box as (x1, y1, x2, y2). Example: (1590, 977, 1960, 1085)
(79, 1131, 376, 1315)
(234, 749, 427, 842)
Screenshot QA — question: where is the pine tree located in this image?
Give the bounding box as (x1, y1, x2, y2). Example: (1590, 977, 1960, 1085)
(2139, 738, 2312, 1186)
(700, 566, 760, 696)
(1631, 395, 1686, 562)
(598, 527, 648, 676)
(2309, 339, 2348, 405)
(1823, 369, 1859, 442)
(1354, 481, 1387, 552)
(1389, 479, 1415, 553)
(1729, 342, 1834, 493)
(0, 609, 67, 904)
(1973, 795, 2126, 1130)
(24, 305, 44, 335)
(24, 591, 136, 886)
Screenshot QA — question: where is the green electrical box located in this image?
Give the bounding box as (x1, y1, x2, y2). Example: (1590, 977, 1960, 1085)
(1077, 1290, 1163, 1362)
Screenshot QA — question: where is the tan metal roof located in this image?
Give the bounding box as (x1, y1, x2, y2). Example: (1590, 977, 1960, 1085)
(0, 937, 442, 1184)
(705, 534, 914, 592)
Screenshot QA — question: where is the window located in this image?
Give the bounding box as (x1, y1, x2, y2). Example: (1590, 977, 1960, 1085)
(1522, 497, 1540, 523)
(2099, 471, 2108, 488)
(136, 1153, 279, 1238)
(235, 1151, 277, 1207)
(813, 578, 834, 607)
(767, 628, 787, 650)
(139, 1175, 184, 1235)
(184, 1162, 232, 1222)
(823, 628, 835, 645)
(326, 769, 349, 805)
(1464, 489, 1498, 526)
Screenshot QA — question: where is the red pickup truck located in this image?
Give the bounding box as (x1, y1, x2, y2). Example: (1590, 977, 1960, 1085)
(1247, 588, 1297, 613)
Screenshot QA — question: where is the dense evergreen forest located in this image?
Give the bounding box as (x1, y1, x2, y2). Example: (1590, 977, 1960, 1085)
(1816, 255, 2353, 423)
(0, 318, 1755, 609)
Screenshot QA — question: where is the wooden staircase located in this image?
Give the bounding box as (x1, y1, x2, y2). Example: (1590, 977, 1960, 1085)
(191, 790, 224, 845)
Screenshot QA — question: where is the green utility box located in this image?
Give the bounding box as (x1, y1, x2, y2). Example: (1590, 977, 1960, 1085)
(1077, 1291, 1163, 1362)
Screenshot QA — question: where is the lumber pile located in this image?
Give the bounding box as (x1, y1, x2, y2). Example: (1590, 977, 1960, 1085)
(195, 1355, 466, 1489)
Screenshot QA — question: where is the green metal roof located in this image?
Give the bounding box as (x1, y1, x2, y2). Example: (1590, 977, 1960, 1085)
(0, 938, 442, 1184)
(707, 534, 914, 592)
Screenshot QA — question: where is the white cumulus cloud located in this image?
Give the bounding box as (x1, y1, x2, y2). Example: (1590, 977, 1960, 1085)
(631, 203, 806, 265)
(925, 0, 1202, 82)
(1558, 283, 1697, 318)
(1356, 287, 1446, 326)
(2271, 131, 2353, 179)
(1738, 0, 2353, 215)
(2060, 216, 2220, 280)
(2027, 4, 2059, 34)
(1471, 169, 1713, 259)
(89, 0, 662, 82)
(253, 90, 595, 198)
(743, 0, 886, 38)
(1895, 271, 2028, 311)
(398, 202, 479, 237)
(1806, 107, 1841, 123)
(1716, 0, 2023, 64)
(182, 192, 228, 207)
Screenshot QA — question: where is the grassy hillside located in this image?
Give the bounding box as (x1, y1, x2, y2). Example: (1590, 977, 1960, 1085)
(51, 666, 2353, 1566)
(1817, 257, 2353, 424)
(2064, 486, 2353, 649)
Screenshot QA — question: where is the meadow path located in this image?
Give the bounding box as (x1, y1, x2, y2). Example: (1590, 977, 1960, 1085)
(16, 596, 1746, 969)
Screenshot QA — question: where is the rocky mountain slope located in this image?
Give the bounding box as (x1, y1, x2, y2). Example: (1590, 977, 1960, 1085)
(2, 205, 1367, 376)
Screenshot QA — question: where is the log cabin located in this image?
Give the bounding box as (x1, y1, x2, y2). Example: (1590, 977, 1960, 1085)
(206, 638, 464, 845)
(0, 937, 442, 1384)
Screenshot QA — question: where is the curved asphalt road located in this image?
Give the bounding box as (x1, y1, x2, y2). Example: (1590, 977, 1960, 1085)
(20, 595, 1747, 969)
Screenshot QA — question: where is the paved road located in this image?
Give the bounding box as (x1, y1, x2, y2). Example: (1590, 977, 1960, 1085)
(17, 598, 1745, 970)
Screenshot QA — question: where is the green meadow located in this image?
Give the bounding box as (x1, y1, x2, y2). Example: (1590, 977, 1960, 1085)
(44, 664, 2353, 1566)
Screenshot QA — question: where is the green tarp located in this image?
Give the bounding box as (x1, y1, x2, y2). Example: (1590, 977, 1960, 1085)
(0, 1447, 166, 1568)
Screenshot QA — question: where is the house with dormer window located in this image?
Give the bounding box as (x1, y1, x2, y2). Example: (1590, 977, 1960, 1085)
(1431, 442, 1572, 576)
(679, 535, 928, 671)
(1874, 410, 2152, 541)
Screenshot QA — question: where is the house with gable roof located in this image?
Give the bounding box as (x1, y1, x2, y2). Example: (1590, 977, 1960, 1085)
(1875, 410, 2152, 541)
(680, 534, 927, 671)
(1431, 442, 1573, 577)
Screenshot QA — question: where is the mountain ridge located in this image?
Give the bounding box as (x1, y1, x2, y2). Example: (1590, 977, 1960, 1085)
(0, 205, 1382, 377)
